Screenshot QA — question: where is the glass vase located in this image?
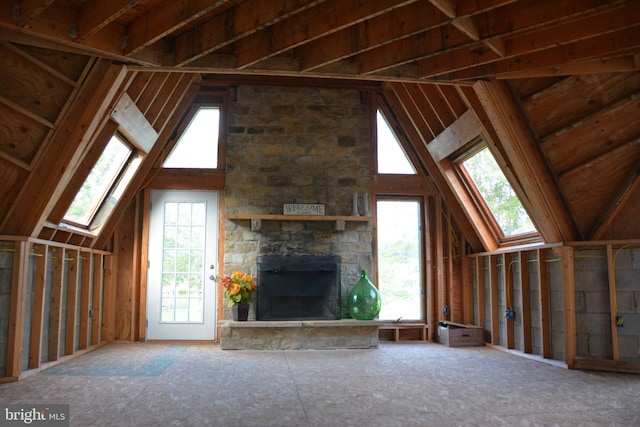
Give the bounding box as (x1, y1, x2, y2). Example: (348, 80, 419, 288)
(347, 270, 381, 320)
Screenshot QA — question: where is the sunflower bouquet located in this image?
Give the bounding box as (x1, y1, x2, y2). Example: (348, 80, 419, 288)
(222, 271, 257, 307)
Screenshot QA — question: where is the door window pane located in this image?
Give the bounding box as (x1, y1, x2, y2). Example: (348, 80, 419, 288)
(160, 201, 207, 323)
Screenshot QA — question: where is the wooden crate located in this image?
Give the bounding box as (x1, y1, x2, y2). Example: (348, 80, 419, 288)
(437, 322, 484, 347)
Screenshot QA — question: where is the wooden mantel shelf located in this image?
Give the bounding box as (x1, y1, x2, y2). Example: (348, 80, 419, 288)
(226, 214, 372, 231)
(226, 214, 371, 221)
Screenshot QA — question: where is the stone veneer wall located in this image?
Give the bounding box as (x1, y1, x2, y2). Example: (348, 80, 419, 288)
(223, 85, 373, 320)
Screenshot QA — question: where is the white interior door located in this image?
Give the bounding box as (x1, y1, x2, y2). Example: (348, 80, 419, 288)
(147, 190, 218, 340)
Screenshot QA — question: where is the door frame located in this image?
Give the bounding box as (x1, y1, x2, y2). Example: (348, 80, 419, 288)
(141, 189, 220, 341)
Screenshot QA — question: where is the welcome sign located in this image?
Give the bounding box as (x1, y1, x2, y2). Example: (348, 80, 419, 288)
(283, 204, 325, 216)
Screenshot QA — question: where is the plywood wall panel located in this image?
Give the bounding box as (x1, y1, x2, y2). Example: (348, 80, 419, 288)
(16, 44, 91, 82)
(0, 158, 27, 222)
(543, 96, 640, 174)
(522, 73, 640, 138)
(0, 43, 74, 123)
(0, 106, 49, 164)
(597, 183, 640, 240)
(560, 142, 640, 235)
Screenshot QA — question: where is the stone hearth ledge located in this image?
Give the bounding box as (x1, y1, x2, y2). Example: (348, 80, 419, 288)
(219, 319, 383, 350)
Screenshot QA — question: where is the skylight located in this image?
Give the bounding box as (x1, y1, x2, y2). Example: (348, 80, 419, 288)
(64, 135, 132, 226)
(459, 145, 537, 238)
(377, 111, 416, 174)
(163, 107, 219, 168)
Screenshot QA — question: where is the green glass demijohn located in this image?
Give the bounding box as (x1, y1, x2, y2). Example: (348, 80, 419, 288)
(347, 270, 382, 320)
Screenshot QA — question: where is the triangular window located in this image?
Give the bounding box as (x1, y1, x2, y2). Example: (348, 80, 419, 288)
(163, 107, 219, 168)
(377, 111, 416, 174)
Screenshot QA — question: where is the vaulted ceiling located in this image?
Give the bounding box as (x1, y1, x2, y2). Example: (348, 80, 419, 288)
(1, 0, 637, 82)
(0, 0, 639, 250)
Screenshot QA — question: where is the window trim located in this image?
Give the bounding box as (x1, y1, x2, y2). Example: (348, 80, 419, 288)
(453, 139, 541, 246)
(62, 132, 140, 232)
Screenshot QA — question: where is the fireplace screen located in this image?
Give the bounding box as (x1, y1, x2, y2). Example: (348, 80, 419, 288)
(257, 255, 341, 321)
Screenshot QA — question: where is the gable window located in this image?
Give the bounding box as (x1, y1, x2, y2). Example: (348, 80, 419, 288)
(64, 134, 138, 228)
(163, 107, 219, 169)
(377, 110, 416, 174)
(457, 142, 538, 241)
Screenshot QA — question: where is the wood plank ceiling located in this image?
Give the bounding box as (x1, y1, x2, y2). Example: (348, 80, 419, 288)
(0, 0, 639, 248)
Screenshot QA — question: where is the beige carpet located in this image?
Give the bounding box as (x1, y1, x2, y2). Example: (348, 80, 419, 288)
(0, 342, 638, 426)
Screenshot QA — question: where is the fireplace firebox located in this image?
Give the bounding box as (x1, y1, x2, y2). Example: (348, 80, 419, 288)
(257, 255, 341, 321)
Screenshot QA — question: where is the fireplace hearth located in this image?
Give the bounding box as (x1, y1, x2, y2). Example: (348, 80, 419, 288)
(257, 255, 341, 321)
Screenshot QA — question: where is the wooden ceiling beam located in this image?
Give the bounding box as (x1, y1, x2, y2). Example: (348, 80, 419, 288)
(233, 0, 417, 69)
(172, 0, 322, 67)
(124, 0, 229, 56)
(409, 0, 630, 79)
(404, 83, 443, 139)
(360, 26, 467, 75)
(296, 2, 446, 72)
(473, 80, 579, 243)
(16, 0, 54, 28)
(75, 0, 138, 41)
(494, 55, 640, 79)
(450, 26, 640, 81)
(0, 3, 130, 61)
(441, 3, 640, 80)
(357, 0, 516, 75)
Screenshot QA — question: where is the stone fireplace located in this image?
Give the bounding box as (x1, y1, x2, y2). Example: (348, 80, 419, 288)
(257, 255, 341, 321)
(223, 84, 374, 323)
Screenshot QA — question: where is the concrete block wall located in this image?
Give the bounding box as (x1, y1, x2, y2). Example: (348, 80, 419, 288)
(473, 250, 565, 362)
(547, 252, 565, 362)
(528, 252, 542, 356)
(613, 248, 640, 360)
(574, 248, 640, 361)
(223, 85, 373, 320)
(574, 249, 611, 360)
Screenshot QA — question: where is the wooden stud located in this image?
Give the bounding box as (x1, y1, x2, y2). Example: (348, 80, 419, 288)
(446, 209, 458, 321)
(139, 190, 151, 342)
(102, 254, 115, 343)
(462, 235, 474, 325)
(29, 243, 47, 369)
(538, 248, 552, 358)
(91, 254, 104, 346)
(132, 192, 143, 342)
(64, 249, 79, 355)
(606, 245, 620, 361)
(435, 195, 445, 322)
(48, 247, 64, 362)
(6, 241, 29, 379)
(505, 254, 515, 350)
(489, 254, 499, 345)
(476, 256, 486, 338)
(561, 246, 577, 368)
(519, 251, 533, 354)
(79, 251, 92, 350)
